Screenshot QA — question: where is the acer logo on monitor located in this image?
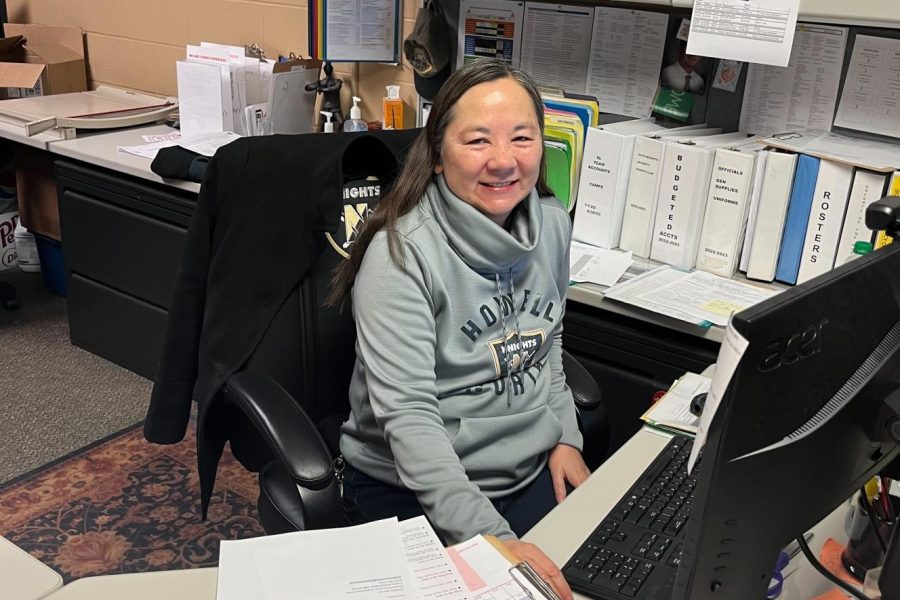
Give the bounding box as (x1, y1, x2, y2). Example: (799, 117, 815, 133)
(759, 318, 829, 372)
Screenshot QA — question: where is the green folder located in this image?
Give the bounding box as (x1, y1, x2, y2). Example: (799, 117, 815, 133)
(544, 140, 572, 209)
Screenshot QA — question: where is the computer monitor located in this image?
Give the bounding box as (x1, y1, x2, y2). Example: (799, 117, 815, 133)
(670, 241, 900, 600)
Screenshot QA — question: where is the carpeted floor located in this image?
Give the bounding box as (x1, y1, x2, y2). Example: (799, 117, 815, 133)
(0, 419, 264, 582)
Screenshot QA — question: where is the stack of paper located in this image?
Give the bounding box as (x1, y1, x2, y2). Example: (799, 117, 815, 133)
(216, 517, 549, 600)
(641, 372, 711, 436)
(176, 42, 319, 139)
(603, 266, 781, 327)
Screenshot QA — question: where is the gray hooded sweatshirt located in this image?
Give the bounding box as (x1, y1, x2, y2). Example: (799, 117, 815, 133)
(340, 175, 583, 544)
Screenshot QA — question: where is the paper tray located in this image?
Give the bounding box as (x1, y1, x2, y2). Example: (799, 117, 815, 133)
(0, 86, 176, 139)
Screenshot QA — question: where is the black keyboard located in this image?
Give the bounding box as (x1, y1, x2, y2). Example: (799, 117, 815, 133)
(562, 435, 697, 599)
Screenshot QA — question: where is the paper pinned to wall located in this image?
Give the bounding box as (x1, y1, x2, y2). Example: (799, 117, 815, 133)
(457, 0, 525, 68)
(834, 35, 900, 140)
(686, 0, 799, 67)
(520, 2, 593, 94)
(323, 0, 400, 62)
(585, 7, 668, 118)
(739, 24, 848, 135)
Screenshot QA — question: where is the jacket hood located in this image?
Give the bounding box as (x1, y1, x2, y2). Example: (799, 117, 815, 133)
(425, 174, 543, 273)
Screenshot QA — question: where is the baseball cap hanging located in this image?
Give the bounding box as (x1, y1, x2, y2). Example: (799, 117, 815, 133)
(403, 0, 452, 101)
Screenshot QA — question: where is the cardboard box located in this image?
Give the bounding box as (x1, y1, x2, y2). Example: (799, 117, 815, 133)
(0, 24, 86, 98)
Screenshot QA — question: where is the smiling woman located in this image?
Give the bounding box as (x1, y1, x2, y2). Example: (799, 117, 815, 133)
(326, 60, 586, 600)
(434, 78, 544, 228)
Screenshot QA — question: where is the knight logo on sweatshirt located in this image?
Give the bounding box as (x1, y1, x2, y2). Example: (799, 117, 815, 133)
(327, 178, 382, 259)
(488, 329, 545, 378)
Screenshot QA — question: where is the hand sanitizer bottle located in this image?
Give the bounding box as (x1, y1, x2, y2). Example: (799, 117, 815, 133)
(321, 111, 334, 133)
(343, 96, 367, 132)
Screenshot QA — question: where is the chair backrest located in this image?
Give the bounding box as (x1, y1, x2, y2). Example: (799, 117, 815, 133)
(244, 234, 356, 451)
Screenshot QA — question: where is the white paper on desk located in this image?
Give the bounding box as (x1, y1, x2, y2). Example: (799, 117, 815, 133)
(569, 241, 633, 287)
(216, 517, 414, 600)
(185, 45, 237, 133)
(642, 371, 710, 434)
(739, 24, 847, 135)
(603, 266, 711, 325)
(401, 516, 468, 600)
(176, 60, 230, 138)
(117, 138, 181, 160)
(834, 35, 900, 140)
(688, 321, 748, 473)
(446, 535, 531, 599)
(142, 132, 181, 143)
(687, 0, 798, 67)
(178, 131, 242, 157)
(634, 270, 780, 327)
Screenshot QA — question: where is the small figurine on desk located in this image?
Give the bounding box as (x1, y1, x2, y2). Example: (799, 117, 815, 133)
(305, 62, 344, 132)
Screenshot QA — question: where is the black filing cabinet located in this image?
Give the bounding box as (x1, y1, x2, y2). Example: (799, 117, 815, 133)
(563, 302, 719, 460)
(56, 161, 196, 380)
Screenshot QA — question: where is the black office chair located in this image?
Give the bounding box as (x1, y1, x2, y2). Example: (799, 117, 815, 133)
(196, 200, 610, 536)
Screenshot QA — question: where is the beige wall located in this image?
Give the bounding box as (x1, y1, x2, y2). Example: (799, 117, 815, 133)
(6, 0, 420, 124)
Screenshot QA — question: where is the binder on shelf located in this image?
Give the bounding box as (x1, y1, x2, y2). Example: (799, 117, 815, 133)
(833, 170, 890, 266)
(738, 149, 771, 273)
(695, 140, 763, 277)
(775, 154, 821, 285)
(649, 132, 751, 270)
(795, 160, 854, 284)
(618, 125, 722, 258)
(745, 151, 799, 282)
(571, 120, 663, 248)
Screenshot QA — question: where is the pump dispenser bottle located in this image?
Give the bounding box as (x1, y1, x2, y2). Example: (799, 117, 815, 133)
(343, 96, 367, 132)
(321, 111, 334, 133)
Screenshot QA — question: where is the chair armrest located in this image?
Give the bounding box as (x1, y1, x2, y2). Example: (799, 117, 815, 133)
(562, 349, 602, 411)
(221, 370, 334, 490)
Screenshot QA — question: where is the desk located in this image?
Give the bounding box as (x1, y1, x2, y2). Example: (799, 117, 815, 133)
(48, 125, 201, 194)
(523, 428, 852, 600)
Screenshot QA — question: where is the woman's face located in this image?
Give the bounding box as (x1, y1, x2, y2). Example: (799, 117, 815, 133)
(435, 78, 543, 228)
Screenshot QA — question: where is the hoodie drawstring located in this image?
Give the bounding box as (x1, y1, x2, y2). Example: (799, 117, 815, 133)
(495, 271, 526, 408)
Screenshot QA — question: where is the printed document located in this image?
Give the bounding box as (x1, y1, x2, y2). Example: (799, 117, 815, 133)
(688, 320, 748, 472)
(635, 269, 780, 327)
(834, 35, 900, 139)
(569, 241, 633, 287)
(604, 266, 780, 327)
(739, 25, 847, 135)
(401, 517, 468, 600)
(641, 371, 711, 435)
(325, 0, 399, 62)
(520, 3, 593, 94)
(217, 517, 414, 599)
(585, 8, 668, 118)
(687, 0, 799, 67)
(457, 0, 525, 68)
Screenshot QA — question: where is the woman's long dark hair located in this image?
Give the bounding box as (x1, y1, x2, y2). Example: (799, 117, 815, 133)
(326, 60, 553, 307)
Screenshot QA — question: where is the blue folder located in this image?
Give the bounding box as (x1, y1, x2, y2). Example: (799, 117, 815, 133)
(542, 99, 594, 135)
(775, 154, 821, 285)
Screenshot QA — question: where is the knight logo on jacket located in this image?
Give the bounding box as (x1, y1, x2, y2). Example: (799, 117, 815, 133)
(327, 178, 382, 259)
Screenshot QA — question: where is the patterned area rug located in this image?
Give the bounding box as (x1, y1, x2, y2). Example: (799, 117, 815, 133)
(0, 421, 264, 582)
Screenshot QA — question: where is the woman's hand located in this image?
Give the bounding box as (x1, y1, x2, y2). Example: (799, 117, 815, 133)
(548, 444, 590, 503)
(501, 539, 573, 600)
